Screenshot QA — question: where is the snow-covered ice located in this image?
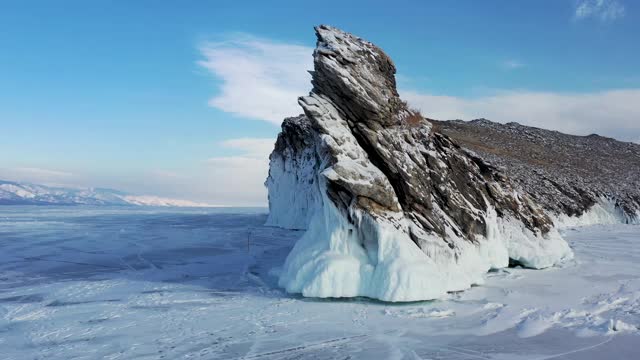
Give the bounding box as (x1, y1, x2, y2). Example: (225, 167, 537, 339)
(0, 206, 639, 359)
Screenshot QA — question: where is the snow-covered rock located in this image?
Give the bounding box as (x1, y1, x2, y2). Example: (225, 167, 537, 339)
(434, 119, 640, 225)
(265, 115, 321, 229)
(267, 25, 573, 302)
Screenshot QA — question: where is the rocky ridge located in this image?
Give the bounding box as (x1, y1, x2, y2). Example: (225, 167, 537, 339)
(432, 119, 640, 223)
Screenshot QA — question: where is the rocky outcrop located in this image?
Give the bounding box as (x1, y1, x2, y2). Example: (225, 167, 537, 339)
(432, 119, 640, 226)
(266, 26, 572, 302)
(265, 115, 321, 230)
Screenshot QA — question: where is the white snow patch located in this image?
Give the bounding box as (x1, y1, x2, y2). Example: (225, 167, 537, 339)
(0, 183, 37, 198)
(553, 197, 638, 228)
(489, 210, 574, 269)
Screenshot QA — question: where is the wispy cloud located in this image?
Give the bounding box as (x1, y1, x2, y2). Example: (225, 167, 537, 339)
(208, 137, 274, 168)
(0, 167, 74, 186)
(502, 60, 525, 70)
(574, 0, 625, 21)
(198, 35, 313, 124)
(218, 138, 276, 158)
(150, 170, 187, 180)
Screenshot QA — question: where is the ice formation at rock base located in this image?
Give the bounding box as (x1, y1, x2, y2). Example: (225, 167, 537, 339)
(552, 197, 639, 228)
(276, 177, 573, 302)
(265, 115, 321, 230)
(266, 25, 633, 302)
(270, 138, 631, 302)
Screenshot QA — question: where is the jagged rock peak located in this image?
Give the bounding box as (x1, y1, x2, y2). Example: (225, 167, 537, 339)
(267, 25, 574, 302)
(310, 25, 411, 128)
(302, 25, 554, 242)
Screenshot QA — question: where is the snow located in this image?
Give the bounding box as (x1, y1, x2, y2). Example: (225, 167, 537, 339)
(278, 199, 450, 301)
(0, 184, 36, 199)
(276, 182, 573, 301)
(489, 209, 574, 269)
(0, 206, 638, 359)
(121, 195, 215, 208)
(264, 141, 320, 230)
(553, 197, 639, 228)
(0, 180, 217, 207)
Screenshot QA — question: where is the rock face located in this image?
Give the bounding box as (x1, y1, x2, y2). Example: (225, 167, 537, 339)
(266, 25, 573, 302)
(432, 119, 640, 226)
(265, 115, 320, 230)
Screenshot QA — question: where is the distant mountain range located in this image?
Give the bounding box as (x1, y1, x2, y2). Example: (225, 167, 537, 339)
(0, 180, 215, 207)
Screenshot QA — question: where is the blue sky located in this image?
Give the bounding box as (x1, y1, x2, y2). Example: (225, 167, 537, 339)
(1, 0, 639, 205)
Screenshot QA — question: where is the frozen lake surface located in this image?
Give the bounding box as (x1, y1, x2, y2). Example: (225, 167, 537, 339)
(0, 206, 639, 359)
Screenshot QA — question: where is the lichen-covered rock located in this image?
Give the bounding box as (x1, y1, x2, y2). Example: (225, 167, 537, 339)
(266, 25, 573, 302)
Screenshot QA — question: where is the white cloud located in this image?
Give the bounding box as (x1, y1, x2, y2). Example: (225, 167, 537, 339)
(0, 167, 74, 186)
(218, 138, 276, 158)
(208, 137, 274, 167)
(502, 60, 525, 70)
(403, 88, 640, 141)
(575, 0, 625, 21)
(198, 35, 313, 124)
(150, 170, 187, 180)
